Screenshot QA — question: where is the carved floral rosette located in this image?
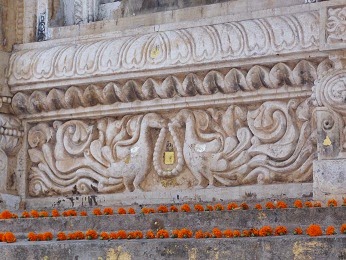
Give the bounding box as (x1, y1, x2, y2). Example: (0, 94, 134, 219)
(27, 99, 316, 197)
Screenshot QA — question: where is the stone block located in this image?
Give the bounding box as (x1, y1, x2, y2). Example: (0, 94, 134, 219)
(0, 193, 21, 210)
(313, 159, 346, 201)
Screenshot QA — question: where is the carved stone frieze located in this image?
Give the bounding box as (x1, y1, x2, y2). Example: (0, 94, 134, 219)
(8, 11, 319, 87)
(12, 60, 319, 115)
(27, 98, 315, 197)
(327, 6, 346, 44)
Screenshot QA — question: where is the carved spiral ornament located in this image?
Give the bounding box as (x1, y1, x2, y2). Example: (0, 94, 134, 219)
(314, 70, 346, 115)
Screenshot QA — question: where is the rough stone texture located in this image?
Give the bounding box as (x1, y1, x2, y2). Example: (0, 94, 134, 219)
(313, 159, 346, 201)
(0, 193, 21, 210)
(0, 236, 345, 260)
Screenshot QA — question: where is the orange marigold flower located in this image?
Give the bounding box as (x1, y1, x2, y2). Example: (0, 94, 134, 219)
(340, 224, 346, 234)
(103, 208, 114, 215)
(51, 209, 60, 217)
(304, 201, 313, 208)
(117, 230, 127, 239)
(134, 231, 143, 239)
(43, 232, 53, 241)
(178, 228, 193, 238)
(28, 232, 37, 241)
(214, 203, 224, 211)
(146, 230, 155, 239)
(241, 230, 250, 237)
(109, 232, 118, 240)
(157, 205, 168, 213)
(240, 203, 249, 210)
(277, 201, 287, 209)
(141, 208, 148, 214)
(227, 203, 238, 210)
(128, 208, 136, 214)
(0, 233, 3, 242)
(57, 232, 67, 241)
(12, 214, 18, 219)
(275, 226, 288, 236)
(194, 204, 204, 212)
(181, 204, 191, 212)
(327, 199, 338, 207)
(223, 229, 233, 238)
(21, 211, 30, 218)
(100, 232, 110, 240)
(265, 202, 276, 210)
(306, 224, 323, 237)
(326, 226, 336, 235)
(212, 228, 222, 238)
(37, 234, 44, 241)
(171, 229, 179, 238)
(63, 209, 77, 217)
(343, 198, 346, 207)
(195, 230, 204, 239)
(156, 229, 169, 239)
(170, 205, 178, 212)
(294, 200, 303, 208)
(204, 232, 212, 238)
(250, 228, 259, 237)
(254, 204, 262, 210)
(118, 208, 127, 215)
(205, 205, 214, 211)
(259, 226, 273, 236)
(294, 227, 303, 235)
(86, 230, 98, 240)
(39, 211, 49, 217)
(93, 208, 102, 216)
(313, 201, 322, 207)
(80, 211, 87, 217)
(1, 210, 13, 219)
(67, 233, 76, 240)
(233, 230, 241, 237)
(74, 231, 85, 240)
(4, 232, 16, 243)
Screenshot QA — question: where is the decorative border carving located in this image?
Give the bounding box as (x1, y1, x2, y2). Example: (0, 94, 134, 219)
(326, 6, 346, 44)
(8, 11, 319, 87)
(12, 60, 319, 115)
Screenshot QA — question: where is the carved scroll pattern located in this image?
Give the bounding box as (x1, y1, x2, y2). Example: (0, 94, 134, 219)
(326, 6, 346, 44)
(27, 99, 315, 197)
(12, 60, 318, 115)
(8, 11, 319, 85)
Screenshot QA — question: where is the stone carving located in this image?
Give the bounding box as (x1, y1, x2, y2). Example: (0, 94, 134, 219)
(12, 60, 318, 115)
(37, 12, 47, 42)
(8, 11, 319, 86)
(27, 99, 315, 197)
(327, 7, 346, 44)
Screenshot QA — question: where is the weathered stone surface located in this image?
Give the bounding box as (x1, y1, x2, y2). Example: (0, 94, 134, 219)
(0, 236, 345, 260)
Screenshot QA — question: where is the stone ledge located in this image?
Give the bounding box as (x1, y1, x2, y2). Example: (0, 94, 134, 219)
(0, 236, 344, 260)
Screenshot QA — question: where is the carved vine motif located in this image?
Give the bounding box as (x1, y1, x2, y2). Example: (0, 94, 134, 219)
(8, 12, 319, 86)
(12, 60, 319, 115)
(27, 99, 315, 197)
(327, 7, 346, 44)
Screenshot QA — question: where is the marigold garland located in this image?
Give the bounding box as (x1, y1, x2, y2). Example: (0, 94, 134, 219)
(145, 230, 155, 239)
(21, 211, 30, 218)
(275, 226, 288, 236)
(194, 204, 204, 212)
(195, 230, 204, 239)
(93, 208, 102, 216)
(128, 208, 136, 214)
(141, 207, 155, 214)
(103, 208, 114, 215)
(3, 232, 16, 243)
(294, 200, 303, 208)
(109, 232, 118, 240)
(223, 229, 233, 238)
(86, 230, 98, 240)
(313, 201, 321, 207)
(51, 209, 60, 217)
(156, 229, 169, 239)
(157, 205, 168, 213)
(30, 210, 39, 218)
(326, 226, 336, 235)
(214, 204, 224, 211)
(340, 224, 346, 234)
(118, 208, 127, 215)
(327, 199, 337, 207)
(259, 226, 273, 236)
(276, 201, 287, 209)
(254, 204, 262, 210)
(116, 230, 127, 239)
(170, 205, 178, 212)
(241, 230, 250, 237)
(212, 228, 222, 238)
(294, 227, 303, 235)
(28, 232, 37, 241)
(304, 201, 313, 208)
(39, 211, 49, 218)
(205, 205, 214, 211)
(233, 230, 241, 237)
(80, 211, 88, 217)
(100, 232, 110, 240)
(63, 209, 77, 217)
(227, 203, 238, 210)
(343, 198, 346, 207)
(240, 203, 249, 210)
(171, 229, 179, 238)
(265, 202, 276, 210)
(250, 228, 259, 237)
(178, 228, 193, 238)
(57, 232, 67, 241)
(306, 224, 323, 237)
(181, 204, 191, 212)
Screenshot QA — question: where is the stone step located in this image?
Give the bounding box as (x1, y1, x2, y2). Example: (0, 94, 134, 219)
(0, 236, 345, 260)
(1, 207, 345, 239)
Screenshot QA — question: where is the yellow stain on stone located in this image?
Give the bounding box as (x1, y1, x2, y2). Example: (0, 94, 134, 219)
(124, 156, 130, 164)
(150, 46, 160, 59)
(161, 178, 178, 188)
(98, 247, 131, 260)
(323, 136, 332, 146)
(42, 256, 49, 260)
(293, 241, 326, 260)
(188, 248, 198, 260)
(257, 211, 267, 220)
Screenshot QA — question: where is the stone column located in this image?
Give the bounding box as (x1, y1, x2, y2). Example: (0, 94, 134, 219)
(313, 55, 346, 202)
